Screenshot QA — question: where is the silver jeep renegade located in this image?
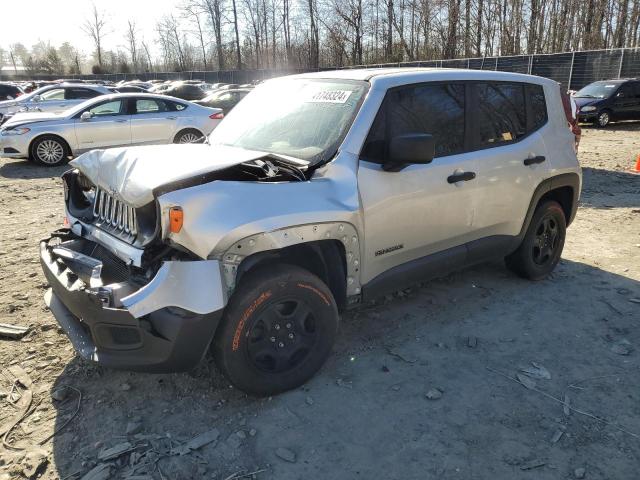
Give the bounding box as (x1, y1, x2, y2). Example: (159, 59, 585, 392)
(40, 68, 581, 395)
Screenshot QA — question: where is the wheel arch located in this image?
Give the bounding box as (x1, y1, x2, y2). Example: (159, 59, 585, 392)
(220, 223, 362, 311)
(518, 172, 580, 241)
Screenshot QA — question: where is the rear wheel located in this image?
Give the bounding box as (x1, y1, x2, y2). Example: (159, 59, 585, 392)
(213, 264, 339, 396)
(174, 129, 204, 144)
(505, 200, 566, 280)
(30, 135, 70, 167)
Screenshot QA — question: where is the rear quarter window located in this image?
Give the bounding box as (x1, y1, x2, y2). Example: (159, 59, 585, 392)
(477, 82, 526, 146)
(526, 84, 547, 131)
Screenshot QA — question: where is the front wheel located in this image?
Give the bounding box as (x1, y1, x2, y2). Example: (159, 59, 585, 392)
(30, 135, 70, 166)
(594, 110, 611, 128)
(213, 264, 339, 396)
(506, 200, 566, 280)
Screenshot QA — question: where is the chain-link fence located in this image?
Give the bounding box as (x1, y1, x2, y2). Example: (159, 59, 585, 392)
(364, 47, 640, 90)
(2, 47, 639, 90)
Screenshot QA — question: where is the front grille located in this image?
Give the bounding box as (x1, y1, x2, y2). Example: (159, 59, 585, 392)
(92, 188, 137, 238)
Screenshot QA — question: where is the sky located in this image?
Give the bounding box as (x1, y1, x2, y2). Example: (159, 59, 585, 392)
(0, 0, 180, 58)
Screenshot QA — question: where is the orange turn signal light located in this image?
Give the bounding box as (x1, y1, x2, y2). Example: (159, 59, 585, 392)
(169, 207, 184, 233)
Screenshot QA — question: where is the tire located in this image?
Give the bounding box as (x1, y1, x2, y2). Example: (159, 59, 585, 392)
(174, 129, 205, 144)
(213, 264, 339, 396)
(505, 200, 566, 281)
(30, 135, 70, 167)
(594, 110, 611, 128)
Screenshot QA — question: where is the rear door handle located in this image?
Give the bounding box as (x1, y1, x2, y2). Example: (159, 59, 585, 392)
(447, 171, 476, 184)
(524, 155, 546, 166)
(166, 116, 177, 120)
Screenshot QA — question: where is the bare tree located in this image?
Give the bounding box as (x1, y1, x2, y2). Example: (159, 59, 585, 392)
(82, 3, 108, 67)
(126, 20, 139, 70)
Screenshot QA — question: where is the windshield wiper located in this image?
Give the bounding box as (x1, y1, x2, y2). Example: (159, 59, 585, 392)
(575, 94, 597, 98)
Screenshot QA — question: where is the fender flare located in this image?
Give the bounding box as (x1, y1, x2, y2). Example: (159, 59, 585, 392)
(219, 222, 362, 298)
(517, 172, 581, 242)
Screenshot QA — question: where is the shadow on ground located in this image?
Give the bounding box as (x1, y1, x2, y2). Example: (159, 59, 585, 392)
(580, 167, 639, 209)
(0, 158, 69, 180)
(49, 259, 640, 480)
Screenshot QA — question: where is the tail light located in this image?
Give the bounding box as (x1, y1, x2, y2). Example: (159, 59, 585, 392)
(559, 85, 581, 151)
(15, 92, 23, 97)
(209, 112, 224, 120)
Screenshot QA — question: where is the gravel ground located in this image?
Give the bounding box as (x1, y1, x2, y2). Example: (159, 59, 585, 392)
(0, 124, 639, 480)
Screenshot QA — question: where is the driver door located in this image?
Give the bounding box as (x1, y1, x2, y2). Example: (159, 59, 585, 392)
(74, 98, 132, 150)
(358, 82, 478, 285)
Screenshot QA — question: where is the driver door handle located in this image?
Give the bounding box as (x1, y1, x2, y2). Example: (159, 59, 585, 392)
(166, 116, 177, 120)
(447, 171, 476, 184)
(113, 119, 128, 123)
(524, 155, 546, 166)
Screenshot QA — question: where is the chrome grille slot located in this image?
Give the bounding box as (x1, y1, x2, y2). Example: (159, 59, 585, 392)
(92, 187, 137, 238)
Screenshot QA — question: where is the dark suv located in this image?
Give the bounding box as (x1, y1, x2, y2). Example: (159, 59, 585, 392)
(574, 79, 640, 127)
(0, 83, 24, 101)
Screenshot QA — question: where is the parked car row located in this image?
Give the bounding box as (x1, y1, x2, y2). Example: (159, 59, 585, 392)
(0, 86, 226, 165)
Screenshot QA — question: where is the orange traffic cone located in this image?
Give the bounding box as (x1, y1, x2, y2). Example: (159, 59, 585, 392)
(634, 154, 640, 174)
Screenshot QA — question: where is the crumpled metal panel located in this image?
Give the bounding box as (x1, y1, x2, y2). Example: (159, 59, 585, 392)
(121, 260, 226, 318)
(221, 222, 362, 297)
(70, 143, 284, 207)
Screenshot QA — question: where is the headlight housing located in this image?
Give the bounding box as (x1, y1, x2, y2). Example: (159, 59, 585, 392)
(0, 127, 31, 136)
(580, 106, 597, 112)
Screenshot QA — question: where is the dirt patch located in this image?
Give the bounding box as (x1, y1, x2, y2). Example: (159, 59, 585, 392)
(1, 123, 639, 480)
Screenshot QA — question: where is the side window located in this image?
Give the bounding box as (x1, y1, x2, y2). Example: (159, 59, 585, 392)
(40, 88, 65, 101)
(135, 99, 168, 114)
(361, 83, 466, 163)
(88, 100, 124, 117)
(167, 101, 187, 111)
(526, 84, 547, 131)
(617, 83, 634, 98)
(477, 83, 526, 146)
(66, 88, 101, 100)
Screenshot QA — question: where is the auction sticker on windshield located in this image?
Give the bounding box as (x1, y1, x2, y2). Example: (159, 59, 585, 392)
(305, 90, 353, 104)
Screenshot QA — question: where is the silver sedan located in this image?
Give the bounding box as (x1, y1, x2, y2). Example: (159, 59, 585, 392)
(0, 93, 224, 166)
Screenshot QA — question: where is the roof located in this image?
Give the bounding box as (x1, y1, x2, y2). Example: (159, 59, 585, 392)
(286, 67, 556, 88)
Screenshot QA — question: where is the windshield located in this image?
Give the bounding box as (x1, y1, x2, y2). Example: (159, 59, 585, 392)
(208, 78, 368, 165)
(574, 82, 620, 99)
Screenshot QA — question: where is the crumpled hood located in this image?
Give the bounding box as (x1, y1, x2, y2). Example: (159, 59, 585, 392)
(70, 143, 278, 207)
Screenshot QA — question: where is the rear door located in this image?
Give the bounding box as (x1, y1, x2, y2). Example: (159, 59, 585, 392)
(468, 81, 548, 255)
(74, 98, 132, 150)
(130, 97, 176, 144)
(64, 87, 103, 110)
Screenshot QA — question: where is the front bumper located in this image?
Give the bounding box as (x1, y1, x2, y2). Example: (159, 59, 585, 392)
(0, 133, 29, 158)
(40, 231, 226, 372)
(578, 111, 598, 122)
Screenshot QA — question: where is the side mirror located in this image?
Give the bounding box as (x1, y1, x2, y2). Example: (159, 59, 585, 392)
(80, 111, 94, 121)
(384, 134, 435, 172)
(32, 95, 42, 103)
(616, 92, 625, 98)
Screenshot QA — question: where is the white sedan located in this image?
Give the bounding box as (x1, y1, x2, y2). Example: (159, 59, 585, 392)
(0, 93, 224, 166)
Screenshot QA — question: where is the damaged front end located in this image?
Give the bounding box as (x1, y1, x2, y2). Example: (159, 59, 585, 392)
(40, 230, 226, 372)
(41, 140, 355, 372)
(41, 168, 231, 372)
